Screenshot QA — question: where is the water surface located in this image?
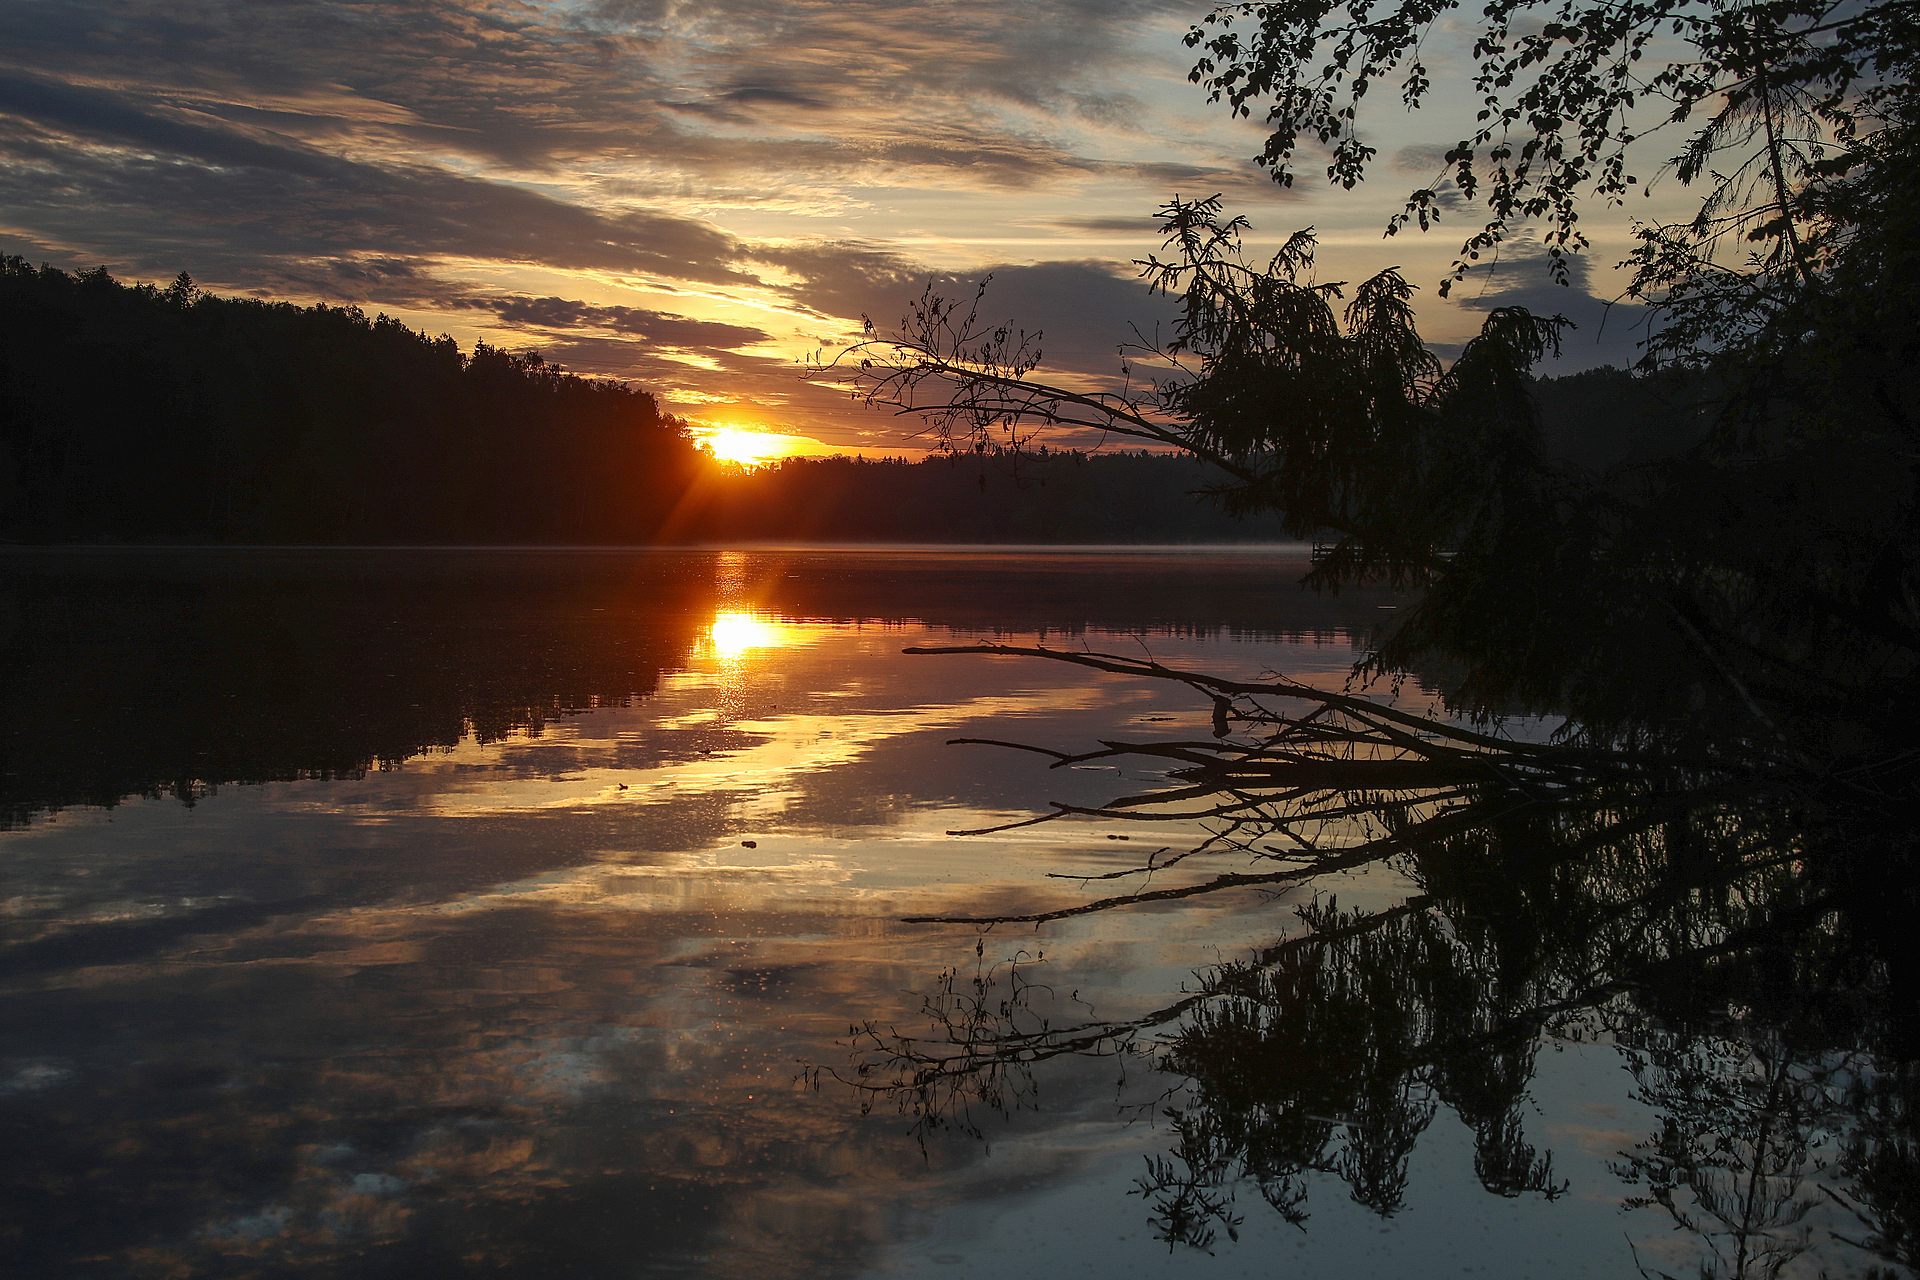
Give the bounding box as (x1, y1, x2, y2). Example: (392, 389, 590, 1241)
(0, 548, 1894, 1278)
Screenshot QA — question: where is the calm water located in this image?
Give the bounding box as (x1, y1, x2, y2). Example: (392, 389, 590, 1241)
(0, 549, 1895, 1278)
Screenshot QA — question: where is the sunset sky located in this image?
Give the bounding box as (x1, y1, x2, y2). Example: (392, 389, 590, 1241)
(1, 0, 1670, 456)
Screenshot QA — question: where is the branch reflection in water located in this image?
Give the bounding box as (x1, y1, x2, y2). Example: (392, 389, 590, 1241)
(821, 643, 1918, 1280)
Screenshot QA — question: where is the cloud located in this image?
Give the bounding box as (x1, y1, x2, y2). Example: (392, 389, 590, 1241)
(0, 0, 1220, 192)
(1033, 215, 1164, 235)
(1391, 144, 1456, 175)
(926, 259, 1182, 372)
(755, 243, 1179, 372)
(0, 0, 1250, 283)
(716, 84, 828, 111)
(611, 0, 1189, 121)
(0, 0, 1305, 444)
(455, 295, 770, 349)
(0, 75, 756, 288)
(1446, 243, 1658, 372)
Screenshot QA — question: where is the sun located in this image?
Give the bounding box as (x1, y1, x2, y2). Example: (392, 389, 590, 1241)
(702, 426, 793, 466)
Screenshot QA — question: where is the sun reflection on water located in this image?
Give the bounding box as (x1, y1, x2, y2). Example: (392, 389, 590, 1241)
(707, 610, 792, 660)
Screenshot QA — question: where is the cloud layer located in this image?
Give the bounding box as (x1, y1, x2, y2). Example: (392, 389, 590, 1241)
(1, 0, 1629, 447)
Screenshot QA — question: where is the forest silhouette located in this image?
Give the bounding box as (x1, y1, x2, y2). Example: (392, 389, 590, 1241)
(0, 258, 1259, 545)
(1, 257, 1685, 547)
(0, 260, 704, 543)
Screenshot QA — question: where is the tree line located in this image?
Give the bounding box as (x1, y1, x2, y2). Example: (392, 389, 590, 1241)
(691, 450, 1294, 543)
(0, 259, 1295, 546)
(2, 256, 1701, 547)
(0, 259, 703, 544)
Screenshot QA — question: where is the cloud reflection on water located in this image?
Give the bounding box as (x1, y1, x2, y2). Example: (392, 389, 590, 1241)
(1, 548, 1401, 1278)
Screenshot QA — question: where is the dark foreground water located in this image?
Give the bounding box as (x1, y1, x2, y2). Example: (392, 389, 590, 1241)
(0, 548, 1904, 1279)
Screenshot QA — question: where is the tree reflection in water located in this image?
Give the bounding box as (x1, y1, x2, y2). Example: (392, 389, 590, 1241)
(822, 644, 1918, 1279)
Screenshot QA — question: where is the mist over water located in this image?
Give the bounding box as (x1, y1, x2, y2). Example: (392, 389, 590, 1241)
(0, 549, 1902, 1279)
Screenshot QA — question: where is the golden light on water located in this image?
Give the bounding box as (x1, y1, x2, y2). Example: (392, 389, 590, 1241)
(708, 610, 787, 659)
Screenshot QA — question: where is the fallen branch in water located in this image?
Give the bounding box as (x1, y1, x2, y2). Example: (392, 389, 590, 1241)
(899, 642, 1786, 924)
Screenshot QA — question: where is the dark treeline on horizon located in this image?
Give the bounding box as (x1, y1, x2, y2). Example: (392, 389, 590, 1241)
(1, 258, 1690, 546)
(689, 368, 1701, 543)
(0, 257, 704, 544)
(693, 450, 1295, 543)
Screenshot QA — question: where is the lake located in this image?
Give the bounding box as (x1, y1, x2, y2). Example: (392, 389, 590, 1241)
(0, 548, 1902, 1279)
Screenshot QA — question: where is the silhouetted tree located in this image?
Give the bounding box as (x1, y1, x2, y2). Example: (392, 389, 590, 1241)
(1186, 0, 1920, 341)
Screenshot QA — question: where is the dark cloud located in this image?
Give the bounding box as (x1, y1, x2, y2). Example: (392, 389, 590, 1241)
(0, 72, 360, 181)
(745, 241, 927, 325)
(926, 259, 1183, 371)
(1037, 215, 1163, 235)
(717, 84, 828, 110)
(754, 244, 1179, 374)
(1126, 160, 1280, 193)
(0, 0, 1249, 310)
(305, 256, 445, 297)
(456, 296, 770, 349)
(479, 248, 1187, 439)
(1392, 144, 1455, 175)
(604, 0, 1185, 115)
(527, 335, 902, 441)
(1447, 244, 1658, 372)
(0, 79, 755, 290)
